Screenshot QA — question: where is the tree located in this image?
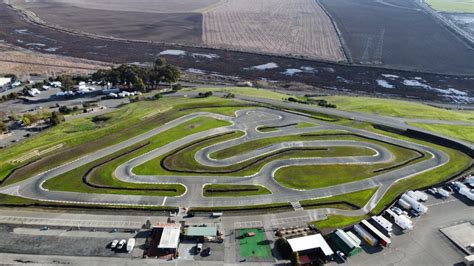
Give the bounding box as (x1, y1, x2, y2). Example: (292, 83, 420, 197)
(290, 252, 300, 266)
(161, 64, 180, 90)
(59, 76, 74, 91)
(21, 116, 31, 126)
(133, 75, 146, 92)
(50, 111, 64, 126)
(0, 121, 7, 133)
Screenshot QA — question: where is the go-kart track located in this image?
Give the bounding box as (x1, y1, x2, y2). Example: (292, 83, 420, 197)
(0, 107, 449, 216)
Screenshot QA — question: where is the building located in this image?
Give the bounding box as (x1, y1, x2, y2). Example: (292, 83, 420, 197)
(150, 223, 181, 259)
(287, 234, 334, 264)
(184, 226, 218, 242)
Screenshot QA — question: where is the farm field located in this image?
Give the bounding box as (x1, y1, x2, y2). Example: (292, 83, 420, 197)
(320, 0, 474, 73)
(202, 0, 345, 61)
(1, 2, 473, 102)
(10, 1, 203, 44)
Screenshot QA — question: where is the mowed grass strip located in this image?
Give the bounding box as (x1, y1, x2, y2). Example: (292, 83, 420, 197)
(43, 117, 231, 196)
(0, 97, 247, 185)
(203, 184, 271, 197)
(300, 187, 378, 210)
(136, 132, 378, 177)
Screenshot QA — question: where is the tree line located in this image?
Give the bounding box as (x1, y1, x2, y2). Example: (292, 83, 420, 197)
(91, 58, 180, 92)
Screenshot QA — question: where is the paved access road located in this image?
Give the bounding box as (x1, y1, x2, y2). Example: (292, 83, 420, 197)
(0, 104, 449, 218)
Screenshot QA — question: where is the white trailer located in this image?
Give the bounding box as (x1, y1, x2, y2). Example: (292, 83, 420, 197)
(398, 198, 411, 210)
(401, 193, 428, 214)
(346, 231, 361, 246)
(126, 238, 135, 253)
(353, 224, 378, 247)
(385, 209, 413, 231)
(370, 216, 393, 236)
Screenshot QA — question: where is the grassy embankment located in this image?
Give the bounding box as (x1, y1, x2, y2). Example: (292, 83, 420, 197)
(319, 95, 474, 142)
(203, 184, 271, 197)
(0, 97, 249, 186)
(424, 0, 474, 12)
(43, 116, 230, 196)
(409, 123, 474, 143)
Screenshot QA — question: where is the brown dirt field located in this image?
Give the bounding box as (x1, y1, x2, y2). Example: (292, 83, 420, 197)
(10, 0, 220, 13)
(0, 43, 110, 77)
(202, 0, 346, 62)
(10, 2, 203, 44)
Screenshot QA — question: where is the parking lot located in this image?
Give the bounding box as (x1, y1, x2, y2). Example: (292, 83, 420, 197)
(341, 190, 473, 265)
(0, 224, 145, 258)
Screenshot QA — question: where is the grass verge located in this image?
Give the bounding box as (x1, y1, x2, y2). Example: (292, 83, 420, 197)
(300, 188, 378, 210)
(311, 214, 369, 230)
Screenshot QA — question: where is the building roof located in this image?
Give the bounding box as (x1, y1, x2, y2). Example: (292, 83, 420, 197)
(185, 226, 217, 237)
(158, 227, 181, 249)
(287, 234, 334, 256)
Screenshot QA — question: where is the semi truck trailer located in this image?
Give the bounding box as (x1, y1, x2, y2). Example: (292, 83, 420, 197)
(401, 193, 428, 214)
(353, 224, 378, 247)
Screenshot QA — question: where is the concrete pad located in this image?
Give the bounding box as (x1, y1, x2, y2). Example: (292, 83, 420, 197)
(440, 222, 474, 254)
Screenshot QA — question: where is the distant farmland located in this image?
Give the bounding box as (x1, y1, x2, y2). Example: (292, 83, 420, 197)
(320, 0, 474, 74)
(10, 0, 346, 62)
(202, 0, 346, 61)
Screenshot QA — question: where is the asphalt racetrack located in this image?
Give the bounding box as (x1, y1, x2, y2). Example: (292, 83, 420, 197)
(0, 106, 449, 217)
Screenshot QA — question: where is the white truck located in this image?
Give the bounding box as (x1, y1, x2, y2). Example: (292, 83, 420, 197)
(385, 209, 413, 231)
(370, 216, 393, 236)
(454, 182, 474, 201)
(413, 191, 428, 201)
(437, 188, 450, 198)
(401, 193, 428, 214)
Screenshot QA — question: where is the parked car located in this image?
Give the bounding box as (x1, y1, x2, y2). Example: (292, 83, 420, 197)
(409, 209, 420, 218)
(428, 188, 437, 195)
(336, 250, 347, 262)
(117, 239, 126, 250)
(390, 207, 403, 215)
(110, 240, 119, 249)
(186, 212, 195, 218)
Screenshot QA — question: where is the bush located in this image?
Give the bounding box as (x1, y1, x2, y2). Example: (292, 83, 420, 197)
(197, 91, 213, 98)
(92, 115, 112, 123)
